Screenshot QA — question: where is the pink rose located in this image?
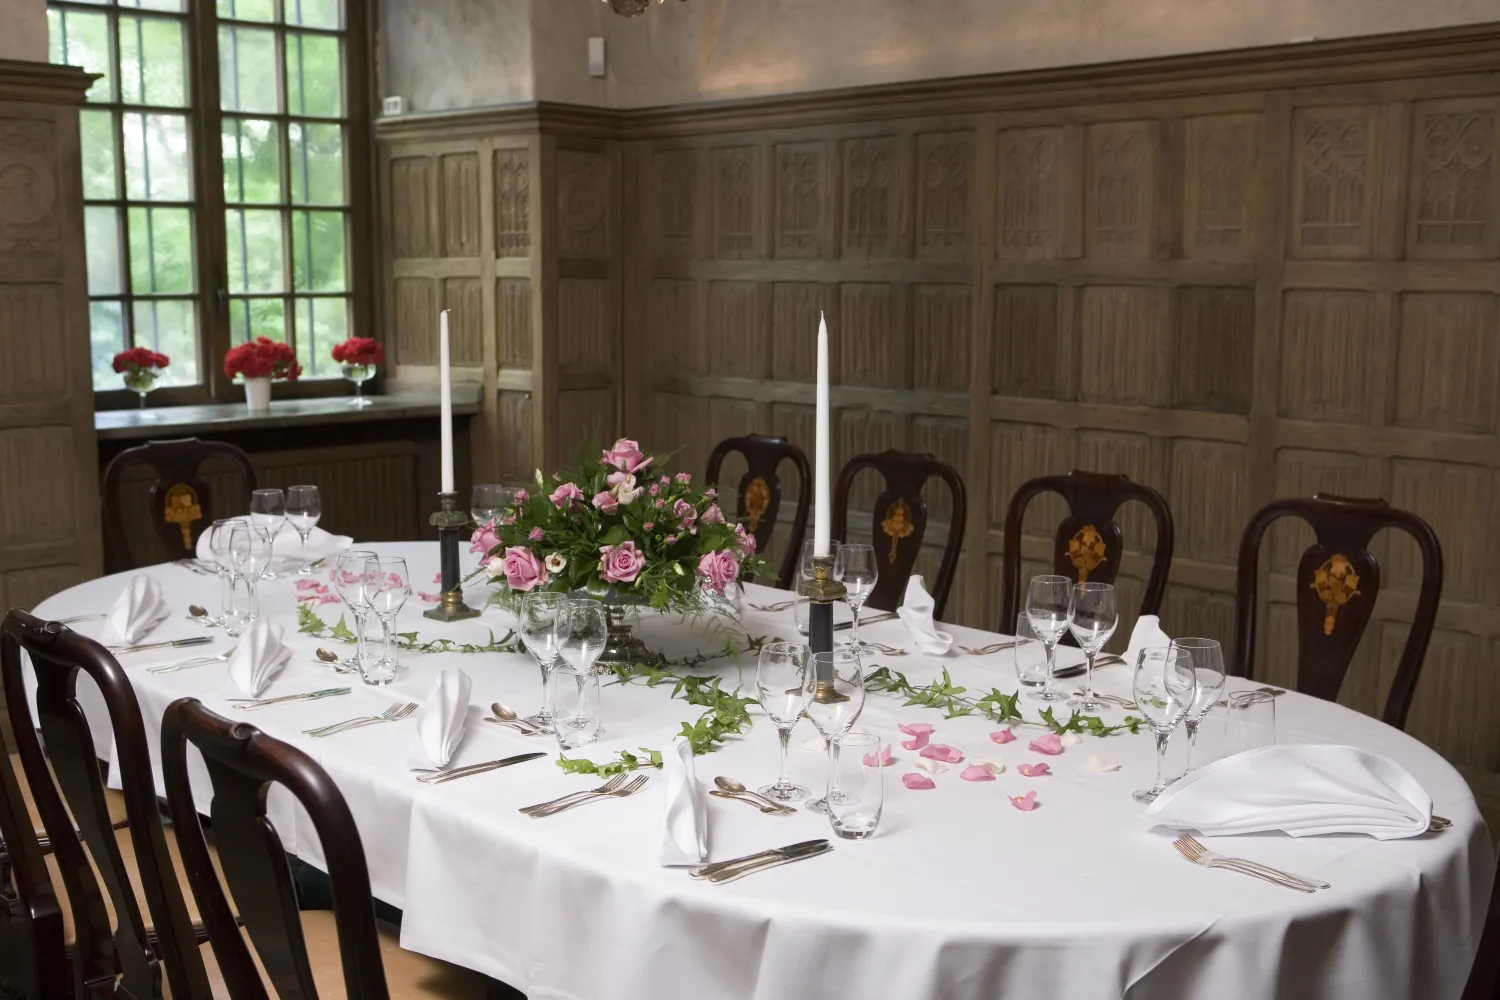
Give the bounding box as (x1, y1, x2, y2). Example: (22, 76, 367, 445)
(599, 540, 646, 584)
(734, 523, 757, 556)
(514, 489, 528, 503)
(697, 549, 740, 595)
(675, 472, 692, 484)
(551, 482, 585, 508)
(654, 498, 665, 509)
(705, 488, 717, 498)
(664, 534, 678, 545)
(601, 438, 652, 475)
(649, 483, 660, 497)
(502, 546, 548, 592)
(672, 498, 695, 520)
(642, 521, 654, 532)
(700, 504, 725, 525)
(592, 490, 619, 514)
(529, 527, 544, 541)
(470, 521, 500, 555)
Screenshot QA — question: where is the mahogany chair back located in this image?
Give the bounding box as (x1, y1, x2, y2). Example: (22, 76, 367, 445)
(1463, 857, 1500, 1000)
(0, 713, 67, 998)
(161, 698, 392, 1000)
(705, 434, 812, 589)
(832, 450, 966, 618)
(1233, 493, 1443, 730)
(999, 470, 1175, 629)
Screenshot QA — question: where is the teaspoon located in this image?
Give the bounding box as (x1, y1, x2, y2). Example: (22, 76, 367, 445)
(315, 648, 355, 673)
(714, 776, 795, 813)
(485, 702, 542, 735)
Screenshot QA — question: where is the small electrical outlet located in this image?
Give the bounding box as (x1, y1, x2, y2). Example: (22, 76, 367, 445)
(588, 37, 606, 78)
(382, 95, 406, 116)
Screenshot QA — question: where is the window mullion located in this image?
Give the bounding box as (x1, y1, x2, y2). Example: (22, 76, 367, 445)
(193, 0, 232, 402)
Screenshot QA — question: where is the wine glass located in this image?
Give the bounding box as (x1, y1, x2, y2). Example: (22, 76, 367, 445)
(834, 543, 878, 649)
(1174, 637, 1226, 774)
(1067, 582, 1118, 711)
(207, 517, 247, 626)
(470, 484, 506, 527)
(360, 556, 410, 685)
(793, 538, 840, 635)
(330, 548, 378, 673)
(248, 488, 286, 578)
(518, 591, 566, 734)
(755, 641, 810, 802)
(285, 485, 322, 575)
(224, 523, 271, 637)
(1131, 646, 1197, 803)
(1025, 575, 1072, 702)
(802, 648, 865, 815)
(555, 599, 607, 674)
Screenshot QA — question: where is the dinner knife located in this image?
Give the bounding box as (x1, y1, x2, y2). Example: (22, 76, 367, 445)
(109, 635, 215, 654)
(834, 611, 899, 631)
(226, 688, 351, 710)
(423, 752, 548, 784)
(706, 843, 834, 884)
(689, 839, 830, 880)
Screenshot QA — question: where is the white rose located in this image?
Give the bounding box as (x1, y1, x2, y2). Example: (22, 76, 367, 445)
(613, 475, 643, 505)
(484, 555, 506, 579)
(545, 552, 567, 574)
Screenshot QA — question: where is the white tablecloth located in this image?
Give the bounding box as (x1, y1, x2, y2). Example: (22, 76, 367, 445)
(29, 543, 1494, 1000)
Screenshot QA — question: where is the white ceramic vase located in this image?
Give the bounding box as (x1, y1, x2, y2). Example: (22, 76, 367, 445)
(244, 377, 272, 412)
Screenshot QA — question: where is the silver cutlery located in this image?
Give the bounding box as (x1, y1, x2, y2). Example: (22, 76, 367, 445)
(1173, 835, 1320, 892)
(852, 639, 908, 656)
(750, 598, 803, 613)
(709, 789, 795, 814)
(1431, 814, 1452, 831)
(834, 611, 898, 631)
(226, 687, 351, 711)
(520, 774, 628, 814)
(149, 646, 238, 674)
(314, 648, 356, 673)
(484, 702, 543, 735)
(185, 605, 221, 627)
(961, 641, 1017, 656)
(704, 843, 834, 884)
(1072, 689, 1137, 709)
(690, 840, 830, 880)
(109, 636, 215, 655)
(416, 752, 548, 784)
(54, 612, 105, 625)
(172, 558, 218, 576)
(303, 701, 418, 738)
(713, 776, 796, 814)
(523, 774, 649, 817)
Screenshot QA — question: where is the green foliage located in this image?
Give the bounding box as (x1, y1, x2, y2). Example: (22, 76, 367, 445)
(864, 665, 1144, 737)
(295, 604, 523, 655)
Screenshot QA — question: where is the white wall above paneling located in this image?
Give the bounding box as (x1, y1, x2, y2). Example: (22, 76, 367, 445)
(0, 0, 48, 62)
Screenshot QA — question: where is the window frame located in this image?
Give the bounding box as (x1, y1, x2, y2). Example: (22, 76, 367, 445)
(52, 0, 376, 410)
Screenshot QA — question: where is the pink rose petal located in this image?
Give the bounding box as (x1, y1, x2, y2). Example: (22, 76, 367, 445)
(295, 579, 320, 591)
(1017, 763, 1051, 777)
(432, 572, 443, 583)
(918, 743, 964, 764)
(862, 744, 894, 768)
(898, 722, 935, 737)
(901, 732, 931, 751)
(902, 773, 936, 790)
(990, 728, 1017, 744)
(1010, 790, 1039, 811)
(960, 764, 996, 782)
(1029, 734, 1064, 755)
(417, 591, 443, 602)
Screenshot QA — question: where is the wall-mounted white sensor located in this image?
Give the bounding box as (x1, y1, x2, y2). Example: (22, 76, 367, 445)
(382, 95, 405, 116)
(589, 37, 606, 77)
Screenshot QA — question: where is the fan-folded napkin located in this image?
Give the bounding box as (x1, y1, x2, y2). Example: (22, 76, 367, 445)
(660, 738, 707, 866)
(104, 574, 171, 645)
(409, 668, 473, 770)
(195, 521, 352, 562)
(897, 575, 953, 655)
(1145, 743, 1432, 839)
(1122, 614, 1173, 667)
(227, 619, 293, 697)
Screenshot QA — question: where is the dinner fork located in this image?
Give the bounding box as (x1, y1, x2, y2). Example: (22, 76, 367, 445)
(526, 775, 649, 817)
(1172, 836, 1321, 892)
(149, 647, 237, 674)
(853, 639, 908, 656)
(961, 641, 1016, 656)
(226, 688, 351, 711)
(750, 598, 803, 613)
(519, 774, 628, 814)
(303, 701, 417, 738)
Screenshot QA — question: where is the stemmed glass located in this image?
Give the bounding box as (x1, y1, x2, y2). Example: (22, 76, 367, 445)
(1132, 646, 1197, 803)
(755, 641, 810, 802)
(834, 543, 878, 649)
(802, 648, 865, 815)
(470, 484, 506, 528)
(554, 599, 607, 745)
(330, 549, 378, 672)
(517, 591, 566, 734)
(286, 485, 322, 575)
(1025, 575, 1072, 702)
(224, 523, 271, 637)
(249, 488, 286, 577)
(794, 539, 840, 636)
(1067, 582, 1118, 711)
(360, 556, 410, 685)
(207, 517, 247, 626)
(1174, 637, 1226, 774)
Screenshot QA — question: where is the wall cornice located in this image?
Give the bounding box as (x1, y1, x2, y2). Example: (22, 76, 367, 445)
(0, 60, 97, 105)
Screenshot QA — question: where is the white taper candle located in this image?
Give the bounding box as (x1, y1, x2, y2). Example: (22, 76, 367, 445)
(439, 308, 454, 494)
(813, 311, 830, 558)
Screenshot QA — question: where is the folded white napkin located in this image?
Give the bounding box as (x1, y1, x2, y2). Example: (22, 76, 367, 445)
(195, 521, 352, 561)
(1146, 744, 1433, 839)
(660, 738, 707, 866)
(896, 575, 953, 655)
(408, 668, 473, 770)
(1122, 614, 1172, 667)
(104, 574, 171, 645)
(227, 618, 293, 697)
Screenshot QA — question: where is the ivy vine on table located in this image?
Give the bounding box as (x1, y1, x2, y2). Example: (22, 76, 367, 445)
(296, 605, 525, 655)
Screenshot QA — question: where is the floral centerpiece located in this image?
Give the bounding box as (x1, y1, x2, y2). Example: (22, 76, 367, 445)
(112, 346, 169, 408)
(331, 336, 383, 407)
(224, 336, 302, 412)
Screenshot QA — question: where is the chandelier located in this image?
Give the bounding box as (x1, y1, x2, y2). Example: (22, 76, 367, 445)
(601, 0, 686, 15)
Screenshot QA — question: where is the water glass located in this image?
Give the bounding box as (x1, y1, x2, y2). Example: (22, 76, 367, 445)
(470, 483, 507, 526)
(208, 517, 247, 625)
(755, 641, 810, 802)
(518, 591, 566, 733)
(1012, 614, 1048, 690)
(361, 556, 410, 685)
(555, 599, 607, 674)
(1174, 637, 1226, 773)
(835, 543, 878, 648)
(286, 485, 322, 575)
(793, 538, 840, 635)
(1067, 582, 1118, 711)
(551, 665, 602, 750)
(224, 523, 271, 637)
(1025, 575, 1072, 702)
(1132, 646, 1197, 803)
(828, 731, 883, 839)
(802, 648, 864, 814)
(330, 548, 377, 672)
(1227, 689, 1276, 755)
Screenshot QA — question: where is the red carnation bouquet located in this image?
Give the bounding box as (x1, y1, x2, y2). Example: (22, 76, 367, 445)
(331, 336, 384, 368)
(224, 336, 302, 381)
(112, 346, 169, 376)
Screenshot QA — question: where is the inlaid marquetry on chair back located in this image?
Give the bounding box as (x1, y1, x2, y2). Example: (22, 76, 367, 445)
(832, 450, 966, 619)
(998, 471, 1175, 630)
(1232, 494, 1444, 730)
(0, 708, 66, 998)
(161, 698, 392, 1000)
(1, 608, 211, 1000)
(102, 436, 258, 572)
(706, 434, 812, 589)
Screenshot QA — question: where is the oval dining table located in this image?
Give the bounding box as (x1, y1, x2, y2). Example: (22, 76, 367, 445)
(28, 541, 1494, 1000)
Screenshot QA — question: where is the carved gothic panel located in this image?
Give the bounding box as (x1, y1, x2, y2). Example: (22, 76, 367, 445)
(988, 421, 1072, 531)
(913, 415, 969, 525)
(442, 277, 483, 365)
(712, 146, 760, 259)
(708, 281, 769, 378)
(0, 426, 75, 545)
(0, 119, 61, 259)
(1277, 290, 1373, 423)
(393, 277, 435, 365)
(1270, 448, 1370, 574)
(1173, 286, 1254, 413)
(558, 278, 611, 374)
(439, 153, 480, 257)
(1408, 100, 1498, 259)
(556, 148, 608, 260)
(653, 392, 711, 478)
(772, 282, 821, 383)
(496, 278, 531, 369)
(913, 285, 970, 392)
(917, 131, 972, 259)
(0, 285, 67, 399)
(654, 148, 697, 256)
(497, 391, 533, 480)
(774, 142, 824, 259)
(842, 136, 902, 258)
(992, 284, 1058, 399)
(1389, 458, 1487, 603)
(649, 279, 699, 374)
(1395, 293, 1498, 433)
(1079, 285, 1162, 405)
(1290, 106, 1381, 259)
(494, 148, 530, 258)
(1168, 439, 1247, 563)
(997, 127, 1063, 261)
(1184, 114, 1259, 261)
(389, 155, 433, 259)
(1086, 121, 1159, 260)
(557, 388, 618, 463)
(839, 283, 906, 388)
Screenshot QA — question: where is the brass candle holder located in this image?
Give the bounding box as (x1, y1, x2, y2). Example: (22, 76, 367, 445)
(799, 553, 848, 704)
(423, 491, 482, 622)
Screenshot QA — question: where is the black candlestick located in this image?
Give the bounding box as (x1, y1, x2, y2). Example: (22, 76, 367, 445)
(798, 552, 848, 703)
(423, 491, 481, 622)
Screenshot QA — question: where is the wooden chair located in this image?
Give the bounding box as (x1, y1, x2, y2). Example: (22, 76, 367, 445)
(832, 450, 966, 618)
(160, 697, 485, 999)
(1463, 857, 1500, 1000)
(1, 608, 212, 999)
(706, 434, 812, 590)
(0, 729, 68, 999)
(998, 470, 1175, 630)
(1233, 494, 1444, 731)
(101, 437, 258, 571)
